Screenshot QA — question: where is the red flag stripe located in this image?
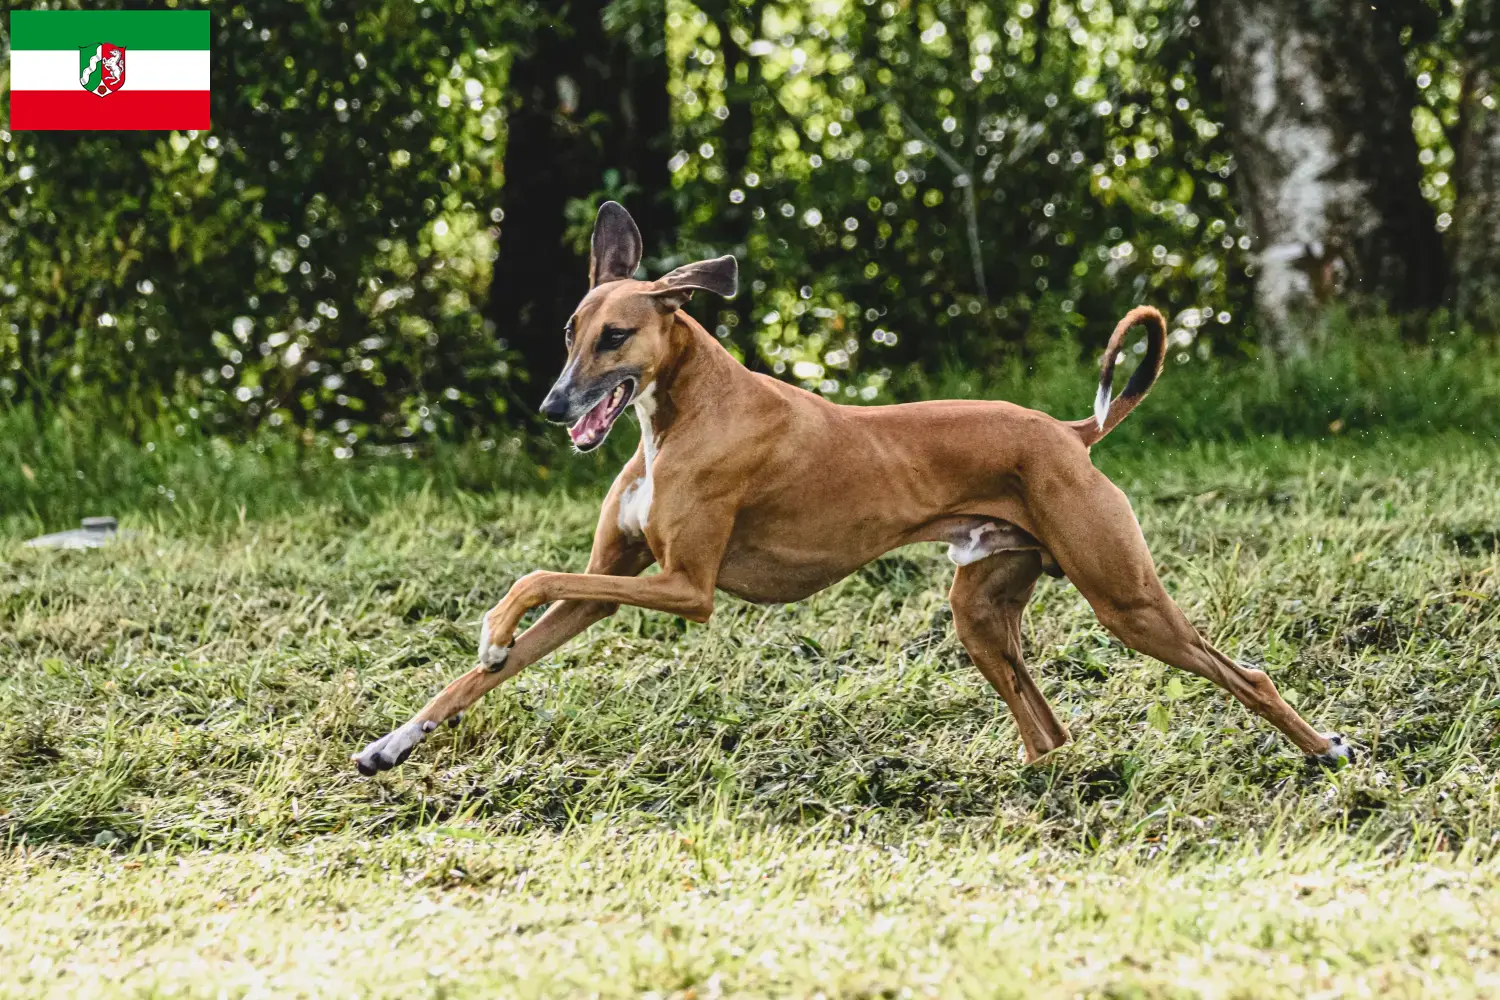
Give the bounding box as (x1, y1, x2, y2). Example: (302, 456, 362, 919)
(10, 90, 210, 131)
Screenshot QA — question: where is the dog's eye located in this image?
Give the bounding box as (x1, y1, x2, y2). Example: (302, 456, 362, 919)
(598, 325, 635, 351)
(563, 318, 576, 349)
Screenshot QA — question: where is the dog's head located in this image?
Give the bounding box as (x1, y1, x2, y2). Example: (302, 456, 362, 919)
(539, 201, 737, 451)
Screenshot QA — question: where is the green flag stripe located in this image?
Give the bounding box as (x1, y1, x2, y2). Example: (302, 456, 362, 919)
(11, 11, 209, 51)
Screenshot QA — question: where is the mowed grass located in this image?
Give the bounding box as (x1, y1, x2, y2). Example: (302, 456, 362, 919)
(2, 432, 1500, 997)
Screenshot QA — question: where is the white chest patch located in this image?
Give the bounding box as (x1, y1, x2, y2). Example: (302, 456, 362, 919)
(947, 523, 1002, 567)
(617, 383, 658, 537)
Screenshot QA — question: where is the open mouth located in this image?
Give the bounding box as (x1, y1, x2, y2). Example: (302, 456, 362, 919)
(568, 377, 636, 451)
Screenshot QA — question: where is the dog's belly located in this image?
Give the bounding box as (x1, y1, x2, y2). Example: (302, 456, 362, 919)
(713, 516, 1046, 605)
(714, 546, 864, 604)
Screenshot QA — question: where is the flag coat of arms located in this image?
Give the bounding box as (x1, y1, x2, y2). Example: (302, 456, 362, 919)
(9, 11, 210, 131)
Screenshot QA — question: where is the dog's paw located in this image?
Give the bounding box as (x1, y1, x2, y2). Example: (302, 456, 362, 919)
(477, 615, 514, 672)
(352, 719, 436, 776)
(1306, 732, 1356, 771)
(479, 641, 512, 671)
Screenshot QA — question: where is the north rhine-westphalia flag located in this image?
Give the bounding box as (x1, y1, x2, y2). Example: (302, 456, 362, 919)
(9, 11, 210, 131)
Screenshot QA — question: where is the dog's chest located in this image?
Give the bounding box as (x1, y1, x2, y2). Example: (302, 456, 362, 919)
(617, 388, 658, 537)
(618, 472, 653, 536)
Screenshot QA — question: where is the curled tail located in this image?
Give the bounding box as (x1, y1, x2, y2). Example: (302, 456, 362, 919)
(1071, 305, 1167, 447)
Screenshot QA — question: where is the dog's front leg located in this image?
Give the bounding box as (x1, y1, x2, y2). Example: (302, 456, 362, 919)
(365, 568, 717, 776)
(477, 500, 736, 665)
(477, 568, 716, 664)
(352, 510, 655, 775)
(352, 596, 633, 775)
(353, 499, 735, 775)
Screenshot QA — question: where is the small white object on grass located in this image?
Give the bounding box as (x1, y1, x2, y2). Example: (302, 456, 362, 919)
(24, 516, 122, 549)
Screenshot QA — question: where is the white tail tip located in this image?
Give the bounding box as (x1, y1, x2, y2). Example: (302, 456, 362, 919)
(1094, 382, 1112, 430)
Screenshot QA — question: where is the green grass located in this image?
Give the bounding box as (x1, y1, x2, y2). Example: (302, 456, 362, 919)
(7, 316, 1500, 538)
(907, 313, 1500, 447)
(3, 430, 1500, 996)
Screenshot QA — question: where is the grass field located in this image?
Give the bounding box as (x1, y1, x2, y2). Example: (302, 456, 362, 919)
(3, 430, 1500, 997)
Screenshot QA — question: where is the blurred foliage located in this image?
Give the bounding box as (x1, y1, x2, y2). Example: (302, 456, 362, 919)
(1, 0, 531, 449)
(673, 0, 1249, 400)
(0, 0, 1482, 447)
(8, 310, 1500, 533)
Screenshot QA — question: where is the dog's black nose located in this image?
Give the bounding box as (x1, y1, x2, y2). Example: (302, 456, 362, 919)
(539, 393, 569, 422)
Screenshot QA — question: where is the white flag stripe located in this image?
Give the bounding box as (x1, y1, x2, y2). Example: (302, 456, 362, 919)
(10, 49, 210, 92)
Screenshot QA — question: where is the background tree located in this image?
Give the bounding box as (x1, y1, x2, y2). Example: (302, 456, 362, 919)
(691, 0, 763, 349)
(4, 0, 1496, 448)
(1451, 0, 1500, 332)
(670, 0, 1248, 398)
(1206, 0, 1447, 354)
(0, 0, 524, 442)
(486, 0, 675, 411)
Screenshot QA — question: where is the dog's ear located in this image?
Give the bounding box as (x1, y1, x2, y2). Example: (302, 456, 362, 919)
(589, 201, 644, 287)
(649, 255, 739, 312)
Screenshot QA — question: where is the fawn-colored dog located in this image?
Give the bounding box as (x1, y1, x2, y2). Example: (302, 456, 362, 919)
(353, 201, 1352, 775)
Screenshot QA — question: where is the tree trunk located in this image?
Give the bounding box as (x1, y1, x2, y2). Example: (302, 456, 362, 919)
(1207, 0, 1447, 353)
(704, 1, 761, 343)
(1451, 0, 1500, 332)
(612, 3, 675, 259)
(488, 1, 675, 413)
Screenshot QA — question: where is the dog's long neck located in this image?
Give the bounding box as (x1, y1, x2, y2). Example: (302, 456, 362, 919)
(643, 312, 751, 440)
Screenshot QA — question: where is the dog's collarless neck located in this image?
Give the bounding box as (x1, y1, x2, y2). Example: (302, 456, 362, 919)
(645, 314, 743, 439)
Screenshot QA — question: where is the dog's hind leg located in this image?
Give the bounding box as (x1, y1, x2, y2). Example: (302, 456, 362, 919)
(950, 551, 1071, 764)
(1026, 464, 1348, 763)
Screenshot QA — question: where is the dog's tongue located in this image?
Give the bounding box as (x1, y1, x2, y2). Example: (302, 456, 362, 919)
(569, 393, 614, 446)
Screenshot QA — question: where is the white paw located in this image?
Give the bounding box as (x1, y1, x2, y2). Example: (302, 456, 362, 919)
(477, 615, 511, 670)
(352, 719, 436, 774)
(1308, 732, 1357, 770)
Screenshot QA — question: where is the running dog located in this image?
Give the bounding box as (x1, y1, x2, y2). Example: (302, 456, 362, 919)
(353, 201, 1352, 774)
